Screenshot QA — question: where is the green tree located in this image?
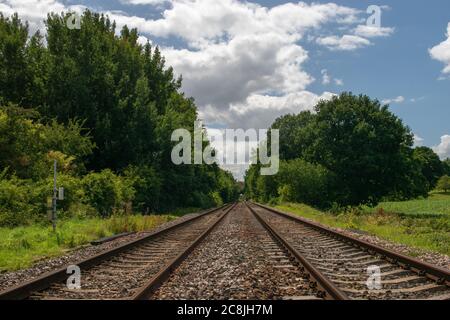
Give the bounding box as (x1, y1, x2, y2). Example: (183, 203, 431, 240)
(0, 10, 239, 220)
(443, 159, 450, 176)
(271, 111, 314, 160)
(0, 105, 94, 180)
(412, 147, 443, 190)
(303, 93, 418, 206)
(436, 175, 450, 192)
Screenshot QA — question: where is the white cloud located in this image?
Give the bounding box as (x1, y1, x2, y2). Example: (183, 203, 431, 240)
(410, 96, 425, 103)
(320, 69, 343, 86)
(413, 134, 424, 147)
(429, 22, 450, 74)
(354, 25, 394, 38)
(120, 0, 169, 5)
(433, 135, 450, 159)
(334, 78, 344, 86)
(382, 96, 405, 105)
(316, 35, 371, 51)
(137, 35, 151, 45)
(201, 91, 336, 130)
(0, 0, 84, 34)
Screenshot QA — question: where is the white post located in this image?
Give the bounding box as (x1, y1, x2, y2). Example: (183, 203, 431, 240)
(52, 160, 57, 232)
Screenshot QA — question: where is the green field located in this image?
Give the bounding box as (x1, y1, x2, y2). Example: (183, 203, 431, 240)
(275, 195, 450, 256)
(0, 214, 179, 271)
(364, 192, 450, 218)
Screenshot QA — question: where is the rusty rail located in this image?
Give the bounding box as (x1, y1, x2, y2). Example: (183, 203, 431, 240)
(0, 204, 230, 300)
(252, 202, 450, 285)
(246, 202, 349, 300)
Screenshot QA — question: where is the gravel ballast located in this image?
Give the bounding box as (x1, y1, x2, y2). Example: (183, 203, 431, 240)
(0, 212, 201, 292)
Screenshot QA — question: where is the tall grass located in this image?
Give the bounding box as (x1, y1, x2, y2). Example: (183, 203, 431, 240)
(0, 214, 177, 271)
(276, 202, 450, 256)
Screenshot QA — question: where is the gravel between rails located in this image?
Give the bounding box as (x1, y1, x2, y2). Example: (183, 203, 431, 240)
(0, 212, 201, 292)
(271, 206, 450, 270)
(253, 204, 450, 300)
(152, 203, 320, 300)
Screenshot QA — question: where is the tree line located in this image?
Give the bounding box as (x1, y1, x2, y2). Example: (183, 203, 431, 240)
(0, 11, 239, 227)
(245, 93, 449, 208)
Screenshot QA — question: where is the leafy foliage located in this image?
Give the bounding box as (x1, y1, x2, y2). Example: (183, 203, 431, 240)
(437, 176, 450, 192)
(0, 10, 238, 227)
(246, 93, 442, 208)
(443, 159, 450, 176)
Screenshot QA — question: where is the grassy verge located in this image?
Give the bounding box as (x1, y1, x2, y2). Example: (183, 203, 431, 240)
(274, 202, 450, 256)
(0, 213, 187, 271)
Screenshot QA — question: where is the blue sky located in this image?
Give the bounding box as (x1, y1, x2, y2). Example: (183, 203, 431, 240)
(1, 0, 449, 179)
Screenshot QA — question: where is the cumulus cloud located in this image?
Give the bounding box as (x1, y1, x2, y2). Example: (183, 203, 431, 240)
(199, 91, 336, 130)
(126, 0, 362, 128)
(353, 25, 394, 38)
(413, 134, 424, 147)
(320, 69, 343, 86)
(382, 96, 405, 105)
(0, 0, 85, 34)
(316, 35, 371, 51)
(119, 0, 169, 5)
(433, 135, 450, 159)
(334, 78, 344, 86)
(429, 22, 450, 74)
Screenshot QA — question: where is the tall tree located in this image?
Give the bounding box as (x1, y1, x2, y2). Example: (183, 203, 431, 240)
(413, 147, 443, 190)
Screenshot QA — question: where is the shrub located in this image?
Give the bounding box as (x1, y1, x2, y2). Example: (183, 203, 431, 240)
(437, 175, 450, 192)
(82, 170, 135, 217)
(0, 174, 38, 226)
(276, 159, 335, 208)
(209, 191, 223, 207)
(124, 165, 161, 213)
(191, 191, 215, 209)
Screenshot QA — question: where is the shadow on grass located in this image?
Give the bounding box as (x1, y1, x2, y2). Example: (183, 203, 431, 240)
(433, 191, 450, 196)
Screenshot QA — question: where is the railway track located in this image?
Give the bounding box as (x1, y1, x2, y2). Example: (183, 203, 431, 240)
(0, 204, 235, 300)
(247, 202, 450, 300)
(151, 202, 327, 300)
(1, 201, 448, 300)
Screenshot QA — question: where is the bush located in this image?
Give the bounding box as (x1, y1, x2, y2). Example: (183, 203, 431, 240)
(276, 159, 335, 208)
(0, 174, 38, 226)
(209, 191, 223, 207)
(437, 175, 450, 192)
(82, 170, 135, 217)
(124, 165, 161, 213)
(191, 191, 215, 209)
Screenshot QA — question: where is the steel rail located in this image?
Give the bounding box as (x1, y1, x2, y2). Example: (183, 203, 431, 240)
(0, 204, 230, 300)
(132, 203, 237, 300)
(246, 202, 349, 300)
(252, 202, 450, 285)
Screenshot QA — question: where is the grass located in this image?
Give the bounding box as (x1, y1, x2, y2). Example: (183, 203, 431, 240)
(275, 201, 450, 256)
(0, 213, 183, 271)
(363, 192, 450, 218)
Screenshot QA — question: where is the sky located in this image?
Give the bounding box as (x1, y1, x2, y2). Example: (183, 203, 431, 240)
(1, 0, 449, 180)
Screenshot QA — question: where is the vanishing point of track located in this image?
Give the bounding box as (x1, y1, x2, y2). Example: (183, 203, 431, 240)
(0, 202, 448, 300)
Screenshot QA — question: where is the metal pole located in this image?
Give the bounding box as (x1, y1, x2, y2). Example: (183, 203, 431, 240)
(52, 160, 57, 232)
